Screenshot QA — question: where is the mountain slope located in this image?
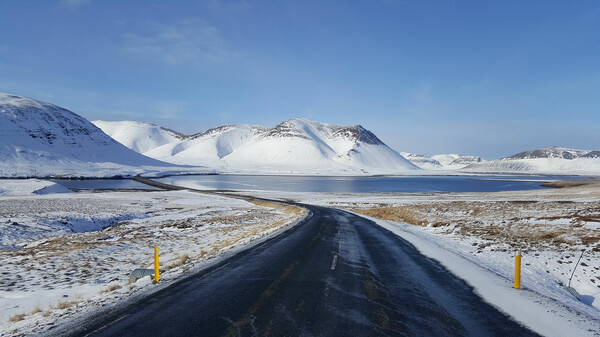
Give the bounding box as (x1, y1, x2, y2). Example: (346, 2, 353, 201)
(91, 120, 187, 154)
(96, 118, 419, 175)
(400, 152, 484, 170)
(431, 154, 484, 169)
(462, 147, 600, 175)
(0, 93, 204, 178)
(400, 153, 444, 170)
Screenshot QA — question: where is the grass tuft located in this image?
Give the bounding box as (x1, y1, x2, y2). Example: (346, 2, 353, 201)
(9, 313, 27, 322)
(101, 284, 122, 294)
(57, 301, 78, 310)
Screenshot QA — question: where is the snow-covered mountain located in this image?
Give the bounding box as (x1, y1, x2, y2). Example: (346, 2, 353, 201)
(0, 93, 205, 178)
(96, 118, 420, 175)
(92, 120, 187, 154)
(431, 154, 484, 169)
(400, 152, 484, 170)
(400, 153, 443, 170)
(462, 147, 600, 175)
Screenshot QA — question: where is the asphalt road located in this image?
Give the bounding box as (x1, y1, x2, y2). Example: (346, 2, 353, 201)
(59, 205, 539, 337)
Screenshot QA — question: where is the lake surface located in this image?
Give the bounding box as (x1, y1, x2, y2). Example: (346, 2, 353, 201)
(152, 174, 581, 193)
(49, 178, 163, 190)
(50, 175, 582, 194)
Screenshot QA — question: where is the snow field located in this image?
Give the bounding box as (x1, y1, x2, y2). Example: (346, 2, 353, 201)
(0, 179, 72, 197)
(0, 185, 304, 337)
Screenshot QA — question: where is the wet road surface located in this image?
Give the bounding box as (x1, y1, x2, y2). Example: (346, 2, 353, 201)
(60, 205, 539, 337)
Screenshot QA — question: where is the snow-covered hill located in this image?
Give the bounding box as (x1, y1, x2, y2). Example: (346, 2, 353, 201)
(400, 153, 443, 170)
(432, 154, 484, 169)
(400, 152, 484, 170)
(96, 118, 420, 175)
(0, 93, 207, 178)
(91, 120, 187, 154)
(462, 147, 600, 175)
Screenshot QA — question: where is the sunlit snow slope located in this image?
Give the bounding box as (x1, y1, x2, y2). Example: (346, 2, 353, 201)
(95, 118, 420, 175)
(400, 152, 484, 170)
(0, 93, 203, 178)
(461, 147, 600, 175)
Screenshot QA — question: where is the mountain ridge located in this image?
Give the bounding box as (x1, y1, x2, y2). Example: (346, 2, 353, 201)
(2, 92, 598, 177)
(95, 118, 420, 175)
(0, 93, 206, 178)
(462, 146, 600, 175)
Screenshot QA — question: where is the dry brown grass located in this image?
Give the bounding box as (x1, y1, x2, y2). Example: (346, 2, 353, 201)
(169, 254, 189, 268)
(101, 284, 122, 294)
(56, 301, 78, 309)
(283, 206, 302, 214)
(247, 199, 302, 214)
(9, 313, 26, 322)
(582, 235, 600, 245)
(247, 199, 286, 209)
(354, 206, 427, 226)
(30, 307, 42, 315)
(355, 198, 600, 252)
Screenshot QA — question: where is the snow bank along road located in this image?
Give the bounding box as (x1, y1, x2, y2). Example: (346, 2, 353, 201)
(56, 200, 538, 336)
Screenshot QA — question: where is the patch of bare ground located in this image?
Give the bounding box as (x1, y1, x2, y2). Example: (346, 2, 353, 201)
(352, 206, 427, 226)
(542, 178, 600, 188)
(246, 199, 303, 215)
(354, 196, 600, 253)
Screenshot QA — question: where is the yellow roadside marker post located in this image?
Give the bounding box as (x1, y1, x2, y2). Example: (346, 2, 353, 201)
(154, 246, 160, 283)
(514, 250, 521, 289)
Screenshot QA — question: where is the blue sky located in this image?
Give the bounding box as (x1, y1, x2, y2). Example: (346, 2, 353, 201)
(1, 0, 598, 159)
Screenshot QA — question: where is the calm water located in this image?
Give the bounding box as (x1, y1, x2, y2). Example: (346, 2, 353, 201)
(150, 174, 582, 193)
(50, 175, 582, 193)
(49, 178, 163, 190)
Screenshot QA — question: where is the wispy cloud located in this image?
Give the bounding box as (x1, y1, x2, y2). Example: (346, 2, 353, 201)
(122, 19, 228, 65)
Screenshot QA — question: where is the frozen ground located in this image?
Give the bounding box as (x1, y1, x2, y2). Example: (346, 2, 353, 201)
(236, 183, 600, 336)
(0, 180, 304, 337)
(2, 179, 599, 336)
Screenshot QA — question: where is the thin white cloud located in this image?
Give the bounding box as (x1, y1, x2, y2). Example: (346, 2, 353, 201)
(122, 19, 228, 65)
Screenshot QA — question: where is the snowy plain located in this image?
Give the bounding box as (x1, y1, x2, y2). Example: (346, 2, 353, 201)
(0, 179, 304, 336)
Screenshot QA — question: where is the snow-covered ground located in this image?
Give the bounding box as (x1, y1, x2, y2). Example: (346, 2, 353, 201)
(234, 184, 600, 336)
(2, 178, 599, 336)
(0, 180, 304, 336)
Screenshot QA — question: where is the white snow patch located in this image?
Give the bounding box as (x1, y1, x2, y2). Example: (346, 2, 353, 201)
(370, 217, 600, 337)
(0, 179, 72, 196)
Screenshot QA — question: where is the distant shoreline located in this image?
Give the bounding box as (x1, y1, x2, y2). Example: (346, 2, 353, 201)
(541, 178, 600, 188)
